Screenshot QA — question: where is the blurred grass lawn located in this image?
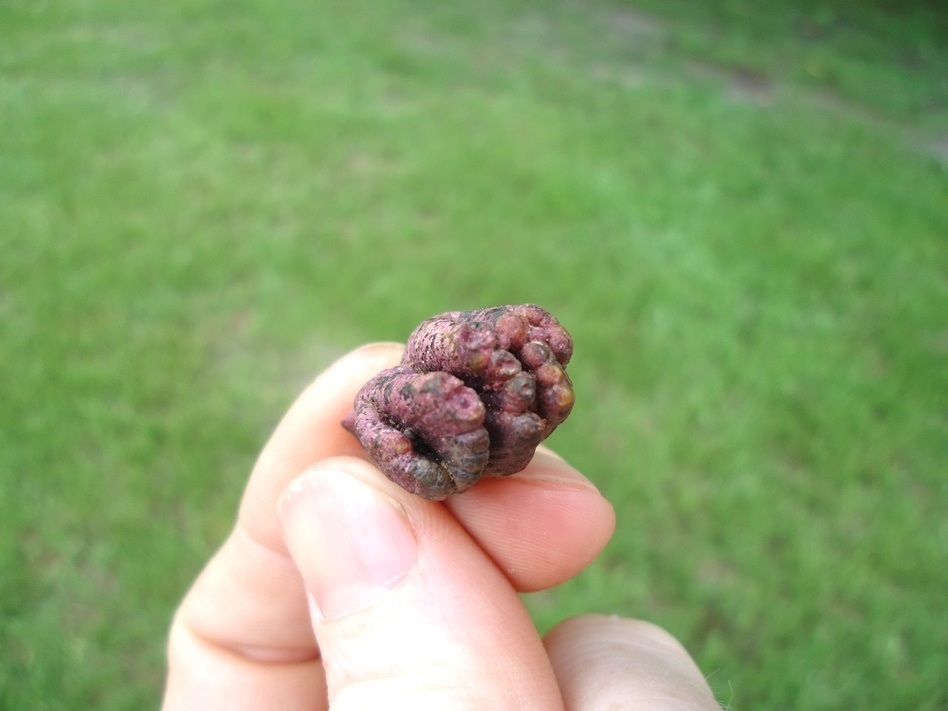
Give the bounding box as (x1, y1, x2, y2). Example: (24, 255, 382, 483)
(2, 0, 946, 708)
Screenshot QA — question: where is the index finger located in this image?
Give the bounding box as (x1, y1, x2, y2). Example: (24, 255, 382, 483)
(165, 343, 403, 709)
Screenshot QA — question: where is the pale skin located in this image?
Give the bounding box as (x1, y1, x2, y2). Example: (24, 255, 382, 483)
(163, 343, 722, 710)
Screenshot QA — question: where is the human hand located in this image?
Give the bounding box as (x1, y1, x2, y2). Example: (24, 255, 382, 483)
(162, 343, 720, 710)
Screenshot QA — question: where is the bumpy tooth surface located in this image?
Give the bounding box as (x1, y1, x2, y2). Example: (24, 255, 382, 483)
(344, 305, 574, 499)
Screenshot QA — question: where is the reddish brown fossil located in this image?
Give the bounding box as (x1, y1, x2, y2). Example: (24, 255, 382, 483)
(342, 304, 575, 500)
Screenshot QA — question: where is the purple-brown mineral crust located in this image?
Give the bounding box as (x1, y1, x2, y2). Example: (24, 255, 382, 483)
(342, 304, 575, 500)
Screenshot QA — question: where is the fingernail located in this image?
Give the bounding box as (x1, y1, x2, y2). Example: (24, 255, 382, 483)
(279, 468, 418, 620)
(516, 451, 602, 493)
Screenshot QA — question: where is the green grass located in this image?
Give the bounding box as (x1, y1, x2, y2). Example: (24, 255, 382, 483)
(2, 0, 946, 708)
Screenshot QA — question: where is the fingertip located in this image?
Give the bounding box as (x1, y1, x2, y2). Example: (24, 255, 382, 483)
(445, 455, 615, 591)
(317, 341, 405, 385)
(513, 449, 604, 494)
(546, 614, 692, 656)
(535, 444, 565, 461)
(344, 340, 406, 361)
(238, 343, 405, 556)
(544, 614, 720, 710)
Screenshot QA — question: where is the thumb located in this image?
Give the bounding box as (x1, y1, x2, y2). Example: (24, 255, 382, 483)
(278, 457, 564, 711)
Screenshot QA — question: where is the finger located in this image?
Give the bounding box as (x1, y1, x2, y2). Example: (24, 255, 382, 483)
(279, 456, 564, 709)
(543, 614, 720, 710)
(164, 343, 404, 710)
(239, 343, 406, 553)
(444, 450, 615, 591)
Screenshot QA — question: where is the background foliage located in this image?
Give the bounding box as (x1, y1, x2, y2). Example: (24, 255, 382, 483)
(2, 0, 946, 708)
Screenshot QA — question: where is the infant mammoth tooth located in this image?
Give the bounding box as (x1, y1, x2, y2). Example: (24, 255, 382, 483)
(343, 304, 575, 498)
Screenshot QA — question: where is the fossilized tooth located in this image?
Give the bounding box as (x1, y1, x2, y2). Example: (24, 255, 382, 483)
(343, 304, 575, 500)
(343, 367, 490, 499)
